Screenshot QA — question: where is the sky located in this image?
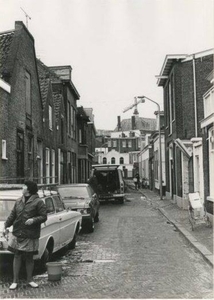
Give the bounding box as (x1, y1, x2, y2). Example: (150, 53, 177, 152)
(0, 0, 213, 130)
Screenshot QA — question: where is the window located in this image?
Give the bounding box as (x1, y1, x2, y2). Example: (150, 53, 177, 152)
(17, 130, 24, 178)
(46, 148, 50, 184)
(61, 116, 64, 144)
(128, 140, 132, 148)
(53, 195, 64, 212)
(25, 71, 31, 116)
(37, 140, 43, 184)
(103, 157, 107, 164)
(113, 140, 117, 147)
(45, 197, 55, 214)
(79, 129, 82, 143)
(28, 135, 33, 154)
(154, 150, 158, 180)
(71, 106, 74, 138)
(67, 101, 71, 134)
(108, 140, 111, 147)
(122, 140, 126, 148)
(49, 105, 53, 130)
(111, 157, 115, 164)
(2, 140, 7, 159)
(52, 149, 55, 183)
(120, 157, 124, 164)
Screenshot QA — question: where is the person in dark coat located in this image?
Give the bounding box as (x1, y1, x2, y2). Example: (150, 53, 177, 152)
(134, 173, 140, 190)
(4, 181, 47, 290)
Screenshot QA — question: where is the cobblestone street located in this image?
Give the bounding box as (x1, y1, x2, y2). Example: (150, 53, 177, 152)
(0, 189, 213, 299)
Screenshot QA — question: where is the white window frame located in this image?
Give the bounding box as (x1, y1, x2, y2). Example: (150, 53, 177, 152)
(46, 148, 50, 184)
(128, 140, 132, 148)
(122, 140, 126, 148)
(108, 140, 111, 147)
(113, 140, 117, 147)
(2, 140, 7, 160)
(52, 149, 55, 184)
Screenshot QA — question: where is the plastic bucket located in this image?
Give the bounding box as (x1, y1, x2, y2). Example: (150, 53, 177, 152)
(46, 262, 62, 281)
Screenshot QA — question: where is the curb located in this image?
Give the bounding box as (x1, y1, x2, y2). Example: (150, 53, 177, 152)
(125, 181, 213, 268)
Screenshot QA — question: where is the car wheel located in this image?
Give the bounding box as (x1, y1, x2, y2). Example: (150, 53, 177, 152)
(68, 233, 76, 249)
(118, 197, 124, 204)
(88, 218, 94, 233)
(40, 248, 50, 271)
(94, 212, 99, 223)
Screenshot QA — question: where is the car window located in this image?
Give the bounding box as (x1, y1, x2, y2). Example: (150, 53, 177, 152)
(0, 200, 16, 221)
(58, 187, 89, 198)
(87, 186, 94, 196)
(45, 197, 55, 214)
(53, 195, 64, 212)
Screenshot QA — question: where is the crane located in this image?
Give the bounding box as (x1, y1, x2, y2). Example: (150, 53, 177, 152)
(123, 97, 145, 114)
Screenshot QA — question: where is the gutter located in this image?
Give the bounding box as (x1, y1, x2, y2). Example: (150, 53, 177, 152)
(192, 54, 198, 137)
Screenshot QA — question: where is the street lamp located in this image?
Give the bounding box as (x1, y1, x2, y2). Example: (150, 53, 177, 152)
(137, 96, 163, 200)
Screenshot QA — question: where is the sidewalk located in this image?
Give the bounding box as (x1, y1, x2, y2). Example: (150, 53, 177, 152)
(125, 180, 213, 267)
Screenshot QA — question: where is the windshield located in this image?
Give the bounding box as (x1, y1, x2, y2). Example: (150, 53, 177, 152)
(0, 200, 16, 221)
(58, 187, 89, 199)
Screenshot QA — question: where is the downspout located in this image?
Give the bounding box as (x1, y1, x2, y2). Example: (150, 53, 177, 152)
(192, 54, 198, 137)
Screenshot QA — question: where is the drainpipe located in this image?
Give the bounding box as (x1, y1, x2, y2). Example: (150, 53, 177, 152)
(192, 55, 198, 137)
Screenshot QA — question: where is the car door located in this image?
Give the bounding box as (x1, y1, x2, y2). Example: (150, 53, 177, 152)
(39, 197, 61, 255)
(52, 195, 76, 248)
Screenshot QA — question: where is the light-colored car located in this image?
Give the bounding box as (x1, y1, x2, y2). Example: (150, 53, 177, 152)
(56, 184, 100, 233)
(0, 186, 82, 264)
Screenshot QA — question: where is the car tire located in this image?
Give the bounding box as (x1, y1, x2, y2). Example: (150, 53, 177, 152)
(68, 233, 76, 249)
(40, 248, 50, 271)
(88, 218, 94, 233)
(118, 197, 124, 204)
(94, 212, 99, 223)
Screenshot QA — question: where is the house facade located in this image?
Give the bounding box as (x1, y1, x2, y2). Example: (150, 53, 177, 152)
(0, 21, 44, 183)
(200, 70, 214, 219)
(157, 49, 213, 209)
(0, 21, 96, 185)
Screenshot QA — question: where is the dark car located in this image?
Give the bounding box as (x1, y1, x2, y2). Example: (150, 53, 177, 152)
(56, 184, 100, 233)
(89, 164, 125, 203)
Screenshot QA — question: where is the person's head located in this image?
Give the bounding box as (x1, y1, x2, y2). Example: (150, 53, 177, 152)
(23, 181, 38, 196)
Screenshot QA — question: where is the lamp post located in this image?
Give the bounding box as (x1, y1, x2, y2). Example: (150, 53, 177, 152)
(137, 96, 163, 200)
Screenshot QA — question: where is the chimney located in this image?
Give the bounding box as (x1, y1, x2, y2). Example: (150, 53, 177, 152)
(131, 116, 135, 130)
(117, 116, 121, 130)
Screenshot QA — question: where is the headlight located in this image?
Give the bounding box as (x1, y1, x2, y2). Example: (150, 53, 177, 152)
(77, 208, 91, 214)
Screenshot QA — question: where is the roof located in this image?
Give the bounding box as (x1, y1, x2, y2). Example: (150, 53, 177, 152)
(157, 49, 214, 87)
(0, 30, 15, 75)
(37, 59, 60, 108)
(115, 117, 156, 131)
(77, 106, 90, 121)
(157, 54, 187, 87)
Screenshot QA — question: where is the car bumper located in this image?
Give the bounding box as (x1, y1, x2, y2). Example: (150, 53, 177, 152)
(99, 194, 125, 200)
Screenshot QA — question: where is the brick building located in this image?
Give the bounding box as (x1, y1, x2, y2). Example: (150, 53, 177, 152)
(0, 21, 44, 183)
(157, 49, 213, 209)
(0, 21, 96, 184)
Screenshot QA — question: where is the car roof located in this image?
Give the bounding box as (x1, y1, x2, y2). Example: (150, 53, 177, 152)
(0, 188, 58, 200)
(57, 184, 89, 188)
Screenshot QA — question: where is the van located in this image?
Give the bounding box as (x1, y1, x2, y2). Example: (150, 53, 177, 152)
(89, 164, 125, 204)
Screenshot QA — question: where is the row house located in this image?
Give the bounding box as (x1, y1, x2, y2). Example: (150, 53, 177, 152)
(0, 21, 96, 184)
(0, 21, 44, 183)
(200, 70, 214, 220)
(157, 49, 213, 211)
(138, 111, 166, 195)
(77, 106, 96, 182)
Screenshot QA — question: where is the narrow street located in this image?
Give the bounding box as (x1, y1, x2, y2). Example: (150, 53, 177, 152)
(0, 189, 213, 299)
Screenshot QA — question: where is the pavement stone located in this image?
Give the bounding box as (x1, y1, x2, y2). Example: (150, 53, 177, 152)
(125, 180, 213, 267)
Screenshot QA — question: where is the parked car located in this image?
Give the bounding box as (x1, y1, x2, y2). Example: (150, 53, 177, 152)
(56, 184, 100, 233)
(0, 185, 82, 266)
(89, 164, 125, 203)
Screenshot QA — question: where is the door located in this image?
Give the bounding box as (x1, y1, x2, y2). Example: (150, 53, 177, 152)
(53, 195, 75, 247)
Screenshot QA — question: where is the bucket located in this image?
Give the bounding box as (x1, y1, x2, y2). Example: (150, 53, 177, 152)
(46, 262, 62, 281)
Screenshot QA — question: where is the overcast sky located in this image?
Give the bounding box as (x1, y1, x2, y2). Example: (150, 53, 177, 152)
(1, 0, 213, 130)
